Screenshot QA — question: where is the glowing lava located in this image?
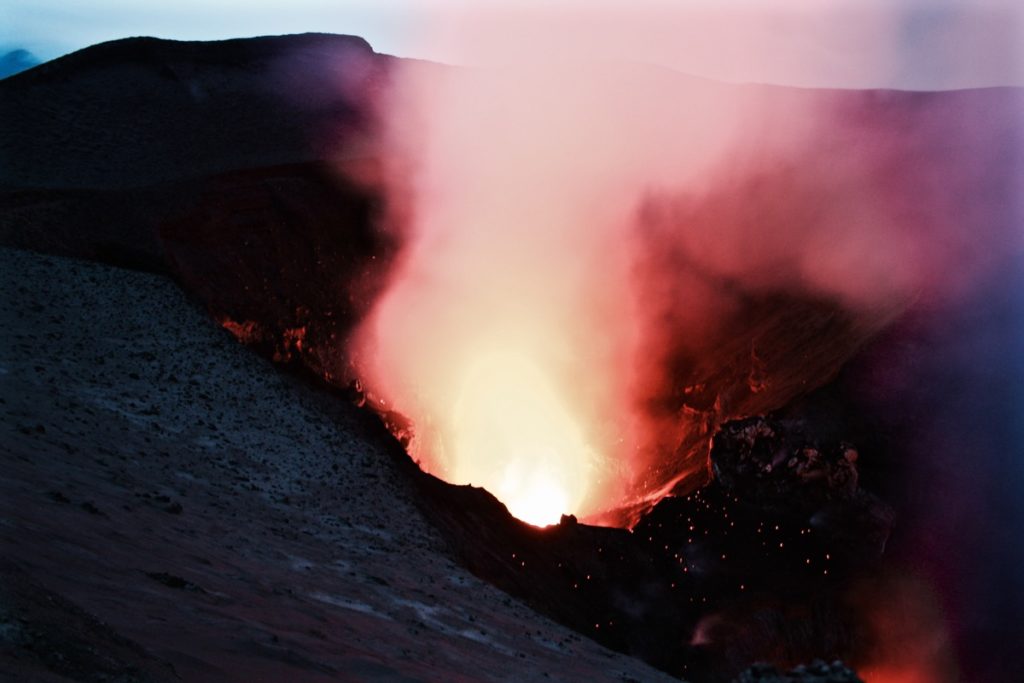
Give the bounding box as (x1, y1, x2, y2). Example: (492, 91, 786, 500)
(452, 353, 594, 526)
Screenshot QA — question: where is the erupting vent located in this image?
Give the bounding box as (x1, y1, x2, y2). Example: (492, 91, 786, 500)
(451, 352, 595, 525)
(344, 55, 978, 526)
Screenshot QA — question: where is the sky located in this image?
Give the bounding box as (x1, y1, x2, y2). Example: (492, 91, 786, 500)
(1, 0, 1022, 89)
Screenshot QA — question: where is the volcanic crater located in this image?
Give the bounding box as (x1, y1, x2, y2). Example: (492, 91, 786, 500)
(2, 33, 1022, 683)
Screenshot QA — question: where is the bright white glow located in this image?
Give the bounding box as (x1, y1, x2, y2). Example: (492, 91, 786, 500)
(452, 352, 593, 526)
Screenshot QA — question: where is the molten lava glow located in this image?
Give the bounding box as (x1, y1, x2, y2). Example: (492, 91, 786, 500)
(859, 669, 931, 683)
(850, 574, 958, 683)
(452, 353, 593, 526)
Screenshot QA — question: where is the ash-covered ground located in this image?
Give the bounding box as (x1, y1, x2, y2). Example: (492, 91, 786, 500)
(0, 247, 676, 682)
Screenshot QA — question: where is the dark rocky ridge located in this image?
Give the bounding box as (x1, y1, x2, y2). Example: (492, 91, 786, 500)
(0, 33, 380, 188)
(3, 33, 1021, 681)
(0, 33, 388, 281)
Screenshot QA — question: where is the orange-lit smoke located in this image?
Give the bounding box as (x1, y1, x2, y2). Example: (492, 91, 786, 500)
(346, 4, 1023, 526)
(351, 60, 812, 524)
(851, 574, 958, 683)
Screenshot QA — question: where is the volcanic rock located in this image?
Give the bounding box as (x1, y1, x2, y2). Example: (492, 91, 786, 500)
(735, 660, 862, 682)
(709, 416, 894, 563)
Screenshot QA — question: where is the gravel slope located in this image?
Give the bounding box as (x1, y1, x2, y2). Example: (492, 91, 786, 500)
(0, 246, 674, 683)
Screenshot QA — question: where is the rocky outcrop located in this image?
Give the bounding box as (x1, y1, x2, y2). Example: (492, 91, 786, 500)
(735, 661, 862, 683)
(407, 413, 892, 681)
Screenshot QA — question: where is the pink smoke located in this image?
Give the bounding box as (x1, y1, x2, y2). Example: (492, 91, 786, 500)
(343, 3, 1023, 525)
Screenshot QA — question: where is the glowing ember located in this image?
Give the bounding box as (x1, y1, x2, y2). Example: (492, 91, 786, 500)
(452, 352, 594, 526)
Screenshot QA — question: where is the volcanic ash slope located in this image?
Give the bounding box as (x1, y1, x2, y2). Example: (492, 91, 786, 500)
(0, 246, 674, 683)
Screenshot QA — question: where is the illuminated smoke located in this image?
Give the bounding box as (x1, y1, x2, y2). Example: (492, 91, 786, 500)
(345, 3, 1022, 529)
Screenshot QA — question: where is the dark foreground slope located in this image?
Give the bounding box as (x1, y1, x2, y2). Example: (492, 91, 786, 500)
(0, 247, 676, 683)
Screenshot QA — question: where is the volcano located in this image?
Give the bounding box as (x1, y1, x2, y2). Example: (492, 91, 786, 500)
(2, 33, 1022, 682)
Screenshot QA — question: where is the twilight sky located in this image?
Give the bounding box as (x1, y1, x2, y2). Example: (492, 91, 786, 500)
(1, 0, 1021, 90)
